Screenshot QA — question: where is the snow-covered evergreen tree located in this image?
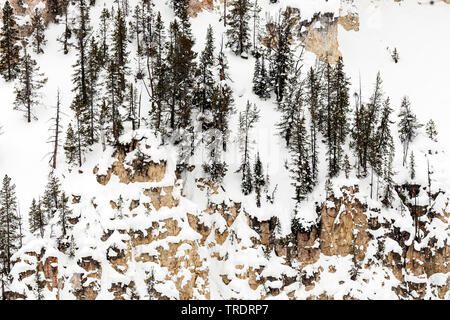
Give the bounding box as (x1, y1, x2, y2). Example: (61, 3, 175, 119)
(238, 101, 260, 195)
(31, 8, 47, 54)
(226, 0, 252, 57)
(0, 174, 20, 274)
(13, 46, 47, 123)
(0, 1, 20, 81)
(398, 96, 422, 166)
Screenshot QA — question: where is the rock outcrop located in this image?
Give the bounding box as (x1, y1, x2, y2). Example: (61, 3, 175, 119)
(9, 131, 449, 300)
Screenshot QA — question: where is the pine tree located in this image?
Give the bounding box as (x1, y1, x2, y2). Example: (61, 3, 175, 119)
(112, 9, 129, 94)
(305, 67, 321, 186)
(398, 96, 422, 166)
(409, 151, 416, 180)
(343, 154, 351, 179)
(58, 192, 71, 236)
(277, 64, 302, 146)
(375, 98, 395, 161)
(197, 25, 216, 113)
(265, 8, 295, 102)
(13, 46, 47, 123)
(148, 12, 168, 137)
(0, 1, 21, 81)
(254, 153, 265, 207)
(351, 72, 384, 177)
(71, 0, 93, 165)
(425, 119, 438, 142)
(166, 19, 197, 160)
(242, 165, 254, 196)
(31, 8, 47, 54)
(0, 174, 20, 274)
(238, 101, 260, 195)
(41, 171, 61, 220)
(171, 0, 190, 32)
(321, 62, 336, 177)
(170, 19, 197, 130)
(86, 36, 101, 145)
(251, 0, 261, 55)
(391, 48, 399, 63)
(226, 0, 252, 57)
(105, 59, 124, 145)
(364, 72, 384, 174)
(98, 7, 110, 64)
(382, 150, 395, 207)
(289, 110, 312, 209)
(28, 198, 45, 237)
(58, 0, 72, 55)
(63, 122, 78, 166)
(330, 58, 351, 176)
(253, 50, 270, 99)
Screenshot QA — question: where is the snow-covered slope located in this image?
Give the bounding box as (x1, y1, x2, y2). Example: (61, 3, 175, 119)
(0, 0, 448, 300)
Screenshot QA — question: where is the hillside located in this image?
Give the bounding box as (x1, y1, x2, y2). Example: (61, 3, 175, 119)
(0, 0, 448, 300)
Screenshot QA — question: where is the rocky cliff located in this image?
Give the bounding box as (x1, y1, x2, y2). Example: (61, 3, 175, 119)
(5, 132, 448, 300)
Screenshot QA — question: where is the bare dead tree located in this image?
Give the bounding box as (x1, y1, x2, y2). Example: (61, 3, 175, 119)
(47, 90, 63, 169)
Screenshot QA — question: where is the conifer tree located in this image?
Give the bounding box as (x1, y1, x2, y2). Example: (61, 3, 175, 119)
(226, 0, 252, 57)
(166, 19, 197, 154)
(375, 98, 395, 161)
(321, 62, 336, 177)
(13, 46, 47, 123)
(63, 122, 78, 166)
(98, 7, 110, 64)
(197, 25, 216, 113)
(251, 0, 261, 55)
(266, 8, 295, 102)
(105, 60, 124, 145)
(364, 72, 384, 173)
(351, 72, 384, 176)
(382, 150, 395, 207)
(289, 111, 312, 210)
(28, 199, 45, 237)
(31, 8, 46, 54)
(42, 171, 61, 220)
(409, 152, 416, 180)
(343, 154, 351, 179)
(210, 84, 235, 152)
(0, 174, 20, 274)
(305, 67, 321, 185)
(425, 119, 438, 142)
(0, 1, 21, 81)
(86, 37, 101, 144)
(171, 0, 190, 32)
(398, 96, 422, 166)
(330, 57, 351, 176)
(242, 165, 254, 196)
(277, 64, 302, 147)
(58, 0, 72, 55)
(148, 12, 168, 137)
(70, 0, 93, 164)
(72, 0, 92, 106)
(254, 153, 265, 207)
(58, 192, 71, 236)
(112, 9, 129, 94)
(238, 101, 260, 195)
(253, 51, 270, 99)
